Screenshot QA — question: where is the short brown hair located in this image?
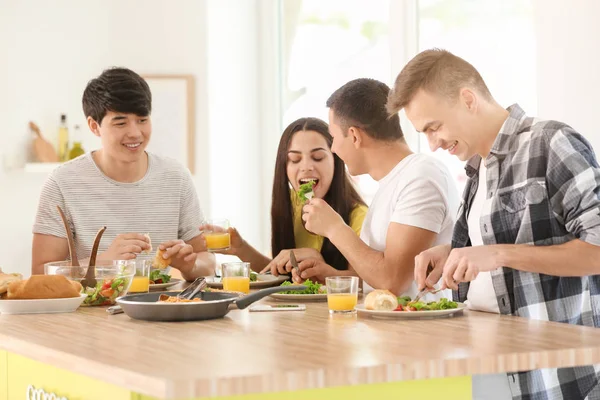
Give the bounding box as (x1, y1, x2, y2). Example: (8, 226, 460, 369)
(326, 78, 403, 141)
(387, 48, 492, 115)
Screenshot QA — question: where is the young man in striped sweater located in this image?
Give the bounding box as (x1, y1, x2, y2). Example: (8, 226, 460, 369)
(32, 67, 215, 281)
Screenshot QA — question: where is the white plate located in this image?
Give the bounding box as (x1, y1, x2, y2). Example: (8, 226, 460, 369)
(206, 274, 288, 289)
(269, 292, 327, 301)
(149, 278, 183, 291)
(354, 303, 466, 319)
(0, 294, 87, 315)
(269, 288, 362, 302)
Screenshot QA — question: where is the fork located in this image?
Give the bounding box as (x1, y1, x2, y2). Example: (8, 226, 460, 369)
(412, 287, 444, 303)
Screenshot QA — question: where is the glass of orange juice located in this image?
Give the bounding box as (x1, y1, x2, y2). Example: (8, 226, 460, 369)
(203, 218, 231, 252)
(222, 262, 250, 294)
(326, 276, 359, 314)
(129, 260, 151, 293)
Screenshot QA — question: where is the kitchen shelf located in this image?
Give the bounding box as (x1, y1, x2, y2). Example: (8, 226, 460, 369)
(23, 162, 62, 173)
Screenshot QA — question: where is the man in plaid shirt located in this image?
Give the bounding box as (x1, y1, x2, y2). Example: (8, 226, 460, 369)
(388, 48, 600, 399)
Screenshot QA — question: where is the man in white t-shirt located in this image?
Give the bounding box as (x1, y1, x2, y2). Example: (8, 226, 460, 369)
(300, 78, 458, 300)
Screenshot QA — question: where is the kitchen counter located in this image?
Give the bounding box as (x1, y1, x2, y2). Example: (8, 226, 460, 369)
(2, 296, 600, 399)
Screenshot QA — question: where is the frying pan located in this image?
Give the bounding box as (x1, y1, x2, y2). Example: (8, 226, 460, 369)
(115, 285, 306, 322)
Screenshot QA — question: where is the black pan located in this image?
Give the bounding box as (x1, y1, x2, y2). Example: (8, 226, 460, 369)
(115, 285, 306, 322)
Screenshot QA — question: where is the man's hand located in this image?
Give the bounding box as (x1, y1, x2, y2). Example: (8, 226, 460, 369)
(441, 245, 502, 290)
(158, 239, 197, 276)
(98, 233, 151, 261)
(415, 244, 503, 291)
(414, 244, 451, 291)
(302, 198, 345, 238)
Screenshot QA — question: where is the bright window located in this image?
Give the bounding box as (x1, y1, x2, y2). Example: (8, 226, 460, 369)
(280, 0, 391, 203)
(279, 0, 536, 197)
(417, 0, 536, 191)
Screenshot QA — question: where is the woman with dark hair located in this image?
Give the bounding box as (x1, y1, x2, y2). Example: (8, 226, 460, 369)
(204, 117, 367, 282)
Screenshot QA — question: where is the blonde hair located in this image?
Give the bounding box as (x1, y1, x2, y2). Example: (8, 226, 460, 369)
(387, 48, 492, 115)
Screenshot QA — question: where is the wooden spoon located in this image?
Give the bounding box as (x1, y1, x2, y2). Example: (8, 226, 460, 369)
(56, 206, 80, 279)
(82, 226, 106, 288)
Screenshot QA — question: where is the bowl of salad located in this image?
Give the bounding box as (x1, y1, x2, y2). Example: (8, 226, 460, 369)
(44, 260, 135, 306)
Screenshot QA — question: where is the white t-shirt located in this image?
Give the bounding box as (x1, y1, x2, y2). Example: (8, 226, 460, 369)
(465, 159, 501, 313)
(359, 153, 459, 301)
(33, 152, 204, 260)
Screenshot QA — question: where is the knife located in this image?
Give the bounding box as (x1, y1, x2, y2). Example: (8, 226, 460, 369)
(106, 305, 123, 315)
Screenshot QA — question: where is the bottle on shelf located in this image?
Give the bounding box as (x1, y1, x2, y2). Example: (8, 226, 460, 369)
(57, 114, 69, 162)
(68, 124, 85, 160)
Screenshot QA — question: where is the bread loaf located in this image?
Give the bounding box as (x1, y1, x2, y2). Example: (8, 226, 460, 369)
(0, 269, 23, 295)
(7, 275, 82, 300)
(365, 289, 399, 311)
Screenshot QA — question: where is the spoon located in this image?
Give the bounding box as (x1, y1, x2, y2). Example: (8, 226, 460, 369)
(56, 205, 80, 277)
(81, 226, 106, 288)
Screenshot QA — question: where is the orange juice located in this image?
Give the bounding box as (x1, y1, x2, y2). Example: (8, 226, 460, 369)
(129, 276, 150, 293)
(327, 293, 358, 311)
(222, 276, 250, 293)
(205, 232, 231, 251)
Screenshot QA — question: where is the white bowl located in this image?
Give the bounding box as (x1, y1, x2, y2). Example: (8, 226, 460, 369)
(0, 293, 87, 315)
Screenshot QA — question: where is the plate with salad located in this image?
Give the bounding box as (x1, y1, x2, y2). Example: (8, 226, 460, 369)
(356, 295, 466, 319)
(148, 270, 181, 291)
(205, 271, 288, 289)
(269, 279, 362, 301)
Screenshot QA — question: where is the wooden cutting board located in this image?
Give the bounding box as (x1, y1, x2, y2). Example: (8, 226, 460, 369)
(29, 121, 59, 162)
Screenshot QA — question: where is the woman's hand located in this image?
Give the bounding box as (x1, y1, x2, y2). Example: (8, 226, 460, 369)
(199, 225, 245, 256)
(261, 248, 324, 275)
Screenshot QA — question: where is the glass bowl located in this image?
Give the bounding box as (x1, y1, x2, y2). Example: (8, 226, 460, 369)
(44, 260, 136, 306)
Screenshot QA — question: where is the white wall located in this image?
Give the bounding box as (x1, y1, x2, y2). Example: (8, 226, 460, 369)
(0, 0, 275, 278)
(534, 0, 600, 153)
(205, 0, 262, 258)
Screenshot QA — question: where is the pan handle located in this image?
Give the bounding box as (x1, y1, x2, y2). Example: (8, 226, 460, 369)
(234, 285, 307, 310)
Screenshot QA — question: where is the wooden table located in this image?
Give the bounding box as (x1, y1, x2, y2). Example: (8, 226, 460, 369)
(2, 294, 600, 399)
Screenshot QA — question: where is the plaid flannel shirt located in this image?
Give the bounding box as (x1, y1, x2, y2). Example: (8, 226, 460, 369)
(452, 104, 600, 400)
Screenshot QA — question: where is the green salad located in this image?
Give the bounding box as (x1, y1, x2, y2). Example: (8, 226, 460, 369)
(396, 296, 458, 311)
(82, 277, 130, 306)
(149, 270, 171, 284)
(297, 180, 316, 202)
(279, 279, 323, 294)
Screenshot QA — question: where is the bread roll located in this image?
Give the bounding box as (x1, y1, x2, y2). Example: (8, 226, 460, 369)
(365, 289, 399, 311)
(152, 247, 171, 270)
(0, 270, 23, 294)
(7, 275, 82, 300)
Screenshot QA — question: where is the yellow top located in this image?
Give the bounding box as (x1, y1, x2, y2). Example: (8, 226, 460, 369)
(291, 190, 368, 251)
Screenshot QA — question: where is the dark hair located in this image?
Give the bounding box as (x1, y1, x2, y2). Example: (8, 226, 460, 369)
(271, 117, 366, 270)
(82, 67, 152, 125)
(326, 78, 404, 141)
